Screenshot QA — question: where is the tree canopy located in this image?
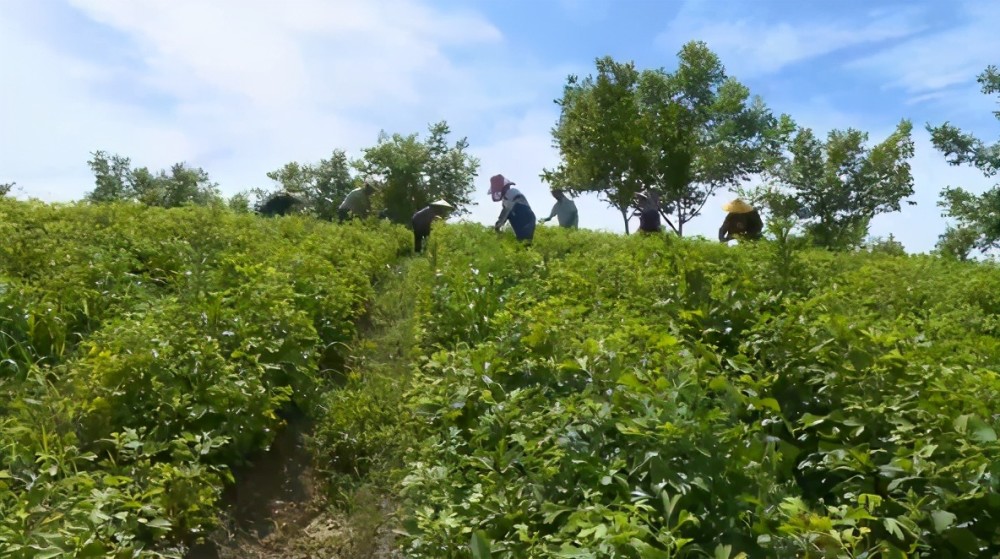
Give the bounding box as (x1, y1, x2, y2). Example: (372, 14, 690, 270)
(85, 151, 222, 208)
(265, 150, 355, 220)
(354, 121, 479, 224)
(753, 120, 916, 249)
(928, 65, 1000, 259)
(545, 41, 789, 235)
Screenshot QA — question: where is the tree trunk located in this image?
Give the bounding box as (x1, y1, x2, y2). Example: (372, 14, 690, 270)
(620, 207, 631, 235)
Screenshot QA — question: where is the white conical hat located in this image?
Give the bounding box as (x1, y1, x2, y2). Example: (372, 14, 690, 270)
(430, 199, 453, 208)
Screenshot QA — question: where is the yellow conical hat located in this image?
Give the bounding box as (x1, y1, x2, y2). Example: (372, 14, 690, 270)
(723, 199, 754, 214)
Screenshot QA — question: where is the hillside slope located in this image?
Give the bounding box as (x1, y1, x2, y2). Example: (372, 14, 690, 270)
(383, 224, 1000, 558)
(3, 200, 999, 558)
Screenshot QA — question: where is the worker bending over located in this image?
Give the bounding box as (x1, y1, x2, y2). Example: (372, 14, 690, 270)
(719, 199, 764, 242)
(539, 189, 578, 228)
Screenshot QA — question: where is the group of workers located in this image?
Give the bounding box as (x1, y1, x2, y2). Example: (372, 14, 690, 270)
(326, 173, 763, 253)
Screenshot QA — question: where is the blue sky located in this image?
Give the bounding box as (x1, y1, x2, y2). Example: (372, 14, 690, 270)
(1, 0, 998, 252)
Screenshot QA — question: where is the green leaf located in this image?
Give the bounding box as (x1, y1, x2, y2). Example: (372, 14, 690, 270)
(931, 510, 956, 533)
(470, 530, 492, 559)
(946, 527, 981, 554)
(800, 413, 827, 428)
(757, 397, 781, 412)
(882, 517, 904, 540)
(616, 373, 644, 390)
(542, 504, 572, 524)
(78, 542, 109, 558)
(32, 548, 65, 559)
(708, 376, 731, 391)
(593, 523, 608, 540)
(954, 414, 970, 434)
(968, 416, 997, 442)
(146, 517, 172, 529)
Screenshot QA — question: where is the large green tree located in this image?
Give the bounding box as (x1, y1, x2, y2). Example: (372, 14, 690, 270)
(354, 121, 479, 224)
(544, 57, 646, 233)
(545, 42, 788, 235)
(266, 150, 356, 220)
(85, 151, 222, 208)
(637, 43, 791, 235)
(928, 65, 1000, 259)
(754, 121, 915, 249)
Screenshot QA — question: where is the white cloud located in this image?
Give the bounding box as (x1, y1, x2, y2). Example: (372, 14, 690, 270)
(657, 1, 924, 78)
(0, 0, 565, 202)
(65, 0, 504, 109)
(845, 1, 1000, 109)
(2, 0, 994, 254)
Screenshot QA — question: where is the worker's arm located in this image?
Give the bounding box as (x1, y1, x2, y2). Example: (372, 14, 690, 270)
(749, 211, 764, 235)
(719, 214, 733, 242)
(569, 207, 579, 228)
(495, 205, 513, 229)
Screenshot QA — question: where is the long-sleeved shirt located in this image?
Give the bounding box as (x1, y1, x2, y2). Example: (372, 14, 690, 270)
(411, 205, 441, 234)
(636, 207, 661, 233)
(719, 210, 764, 241)
(546, 198, 578, 228)
(496, 187, 529, 225)
(339, 188, 370, 217)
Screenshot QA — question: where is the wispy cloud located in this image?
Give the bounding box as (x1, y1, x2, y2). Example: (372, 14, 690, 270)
(2, 0, 994, 253)
(845, 1, 1000, 104)
(657, 0, 926, 78)
(66, 0, 504, 109)
(1, 0, 567, 202)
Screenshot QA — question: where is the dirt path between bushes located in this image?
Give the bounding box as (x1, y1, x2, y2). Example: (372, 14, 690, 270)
(184, 262, 418, 559)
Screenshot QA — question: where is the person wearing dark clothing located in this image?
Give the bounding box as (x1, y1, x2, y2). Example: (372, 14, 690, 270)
(719, 199, 764, 242)
(633, 190, 662, 234)
(490, 174, 536, 243)
(258, 192, 302, 217)
(411, 199, 453, 253)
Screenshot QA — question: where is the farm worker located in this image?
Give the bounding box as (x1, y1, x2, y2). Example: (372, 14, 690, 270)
(719, 198, 764, 242)
(633, 190, 662, 234)
(338, 183, 375, 222)
(539, 189, 579, 228)
(411, 199, 453, 253)
(490, 174, 536, 243)
(257, 192, 302, 217)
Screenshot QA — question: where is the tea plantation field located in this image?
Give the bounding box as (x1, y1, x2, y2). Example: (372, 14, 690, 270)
(2, 200, 999, 558)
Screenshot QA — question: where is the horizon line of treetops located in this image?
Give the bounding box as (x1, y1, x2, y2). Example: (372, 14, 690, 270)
(2, 41, 998, 260)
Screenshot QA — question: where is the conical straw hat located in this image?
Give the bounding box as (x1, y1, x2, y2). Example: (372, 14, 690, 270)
(430, 199, 453, 208)
(723, 199, 754, 214)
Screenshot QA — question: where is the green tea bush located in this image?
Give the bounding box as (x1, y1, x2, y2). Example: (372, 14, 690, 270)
(396, 224, 1000, 558)
(0, 199, 410, 557)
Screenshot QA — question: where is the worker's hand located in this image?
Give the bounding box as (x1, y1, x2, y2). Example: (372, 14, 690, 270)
(538, 217, 548, 223)
(494, 222, 502, 232)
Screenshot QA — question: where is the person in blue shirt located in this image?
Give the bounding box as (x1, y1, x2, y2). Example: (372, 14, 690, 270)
(539, 189, 579, 228)
(489, 174, 536, 243)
